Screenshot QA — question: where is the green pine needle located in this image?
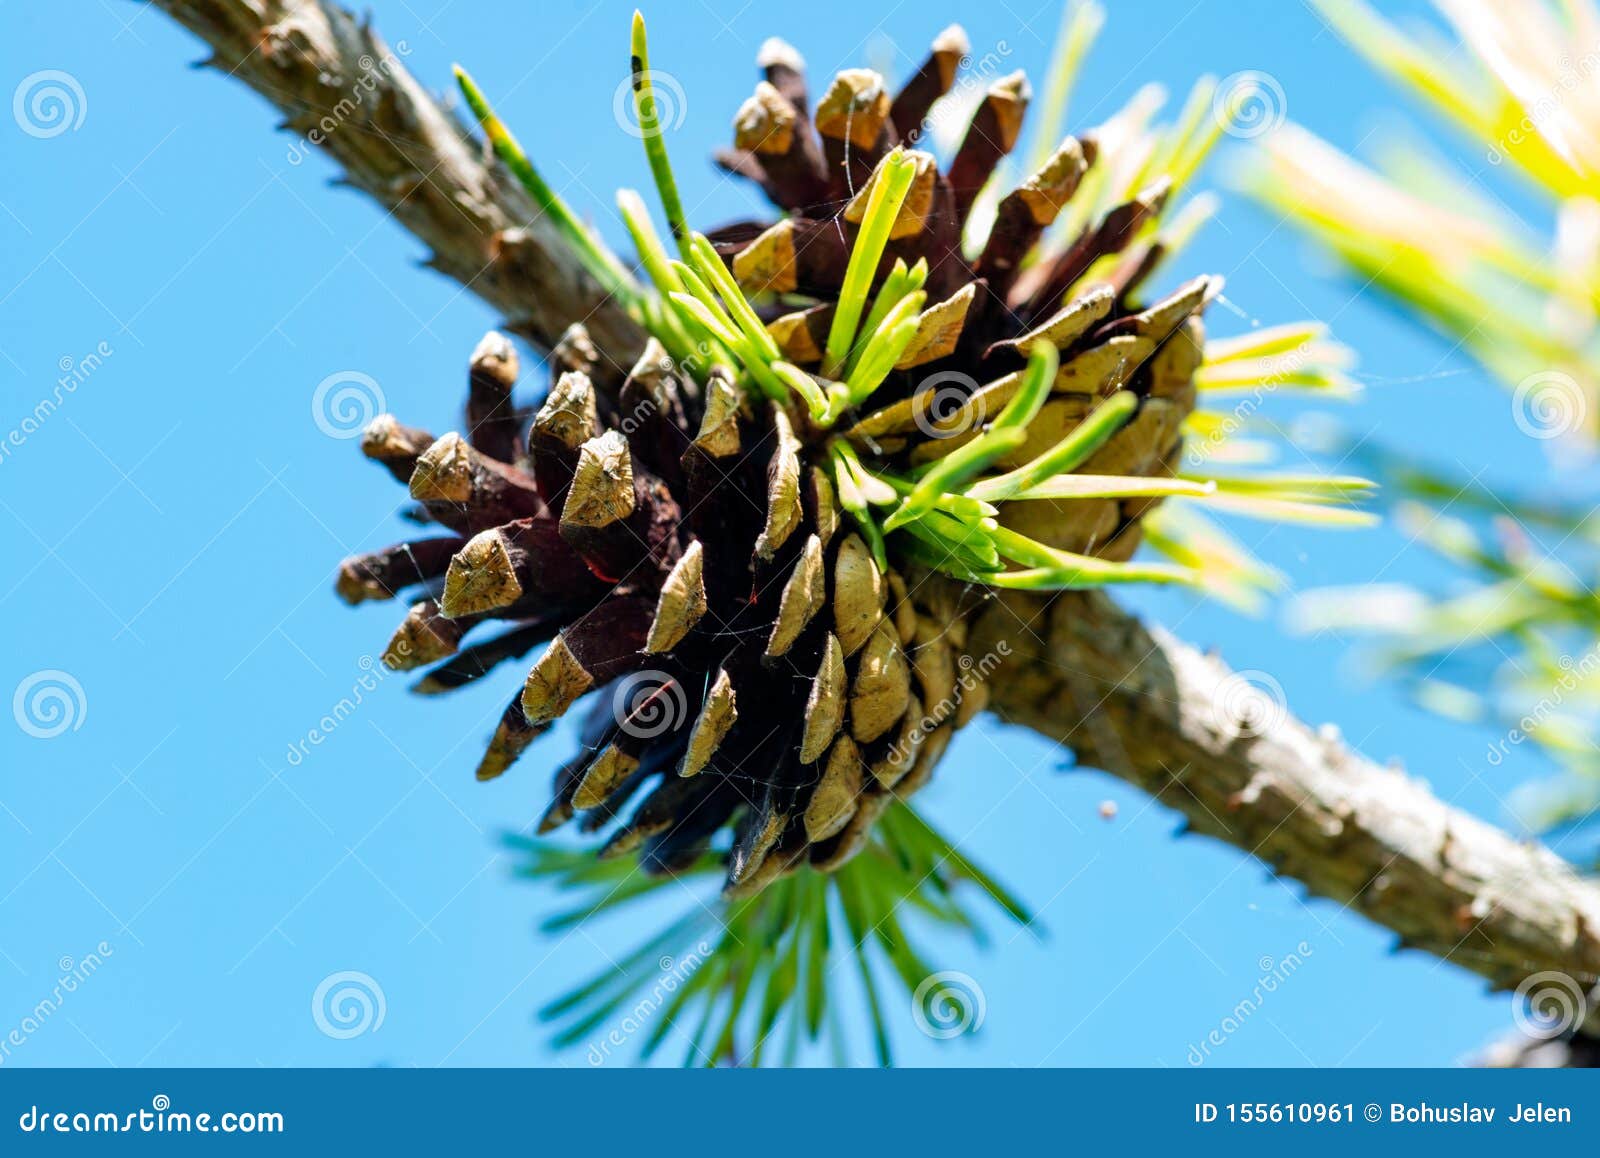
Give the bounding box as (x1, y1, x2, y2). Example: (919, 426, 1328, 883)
(629, 10, 691, 260)
(1027, 0, 1106, 172)
(822, 150, 921, 378)
(510, 803, 1030, 1067)
(454, 65, 643, 317)
(969, 390, 1140, 503)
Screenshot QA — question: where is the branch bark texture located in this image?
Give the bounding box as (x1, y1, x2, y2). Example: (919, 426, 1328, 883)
(971, 590, 1600, 1024)
(152, 0, 1600, 1019)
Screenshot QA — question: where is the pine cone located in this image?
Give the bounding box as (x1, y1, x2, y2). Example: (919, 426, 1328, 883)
(340, 26, 1215, 898)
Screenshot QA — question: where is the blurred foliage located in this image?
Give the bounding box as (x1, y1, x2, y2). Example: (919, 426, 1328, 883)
(1248, 0, 1600, 833)
(508, 803, 1029, 1066)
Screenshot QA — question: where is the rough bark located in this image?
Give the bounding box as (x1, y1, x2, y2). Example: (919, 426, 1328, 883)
(970, 589, 1600, 1025)
(151, 0, 1600, 1019)
(149, 0, 642, 370)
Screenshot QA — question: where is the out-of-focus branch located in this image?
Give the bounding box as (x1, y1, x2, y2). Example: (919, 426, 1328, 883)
(150, 0, 643, 367)
(1477, 1029, 1600, 1067)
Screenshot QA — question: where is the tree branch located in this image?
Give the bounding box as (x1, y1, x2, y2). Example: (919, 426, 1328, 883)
(971, 589, 1600, 1023)
(151, 0, 1600, 1020)
(150, 0, 642, 370)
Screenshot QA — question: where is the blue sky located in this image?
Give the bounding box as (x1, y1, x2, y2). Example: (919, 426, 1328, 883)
(0, 0, 1574, 1067)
